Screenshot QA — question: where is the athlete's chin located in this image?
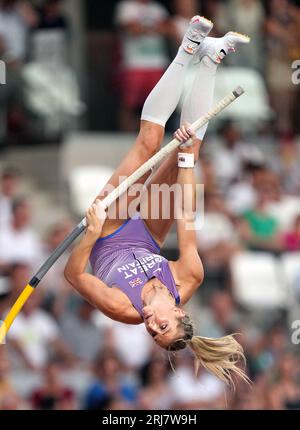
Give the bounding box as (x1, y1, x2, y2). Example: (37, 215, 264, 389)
(153, 337, 170, 350)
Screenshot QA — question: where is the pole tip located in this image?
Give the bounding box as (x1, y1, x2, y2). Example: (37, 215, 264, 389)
(233, 86, 245, 98)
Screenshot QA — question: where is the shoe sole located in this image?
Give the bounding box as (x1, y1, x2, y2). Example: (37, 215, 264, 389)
(191, 15, 214, 33)
(197, 31, 251, 63)
(184, 15, 214, 54)
(226, 31, 251, 43)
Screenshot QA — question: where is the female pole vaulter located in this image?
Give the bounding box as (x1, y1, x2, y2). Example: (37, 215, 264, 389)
(65, 16, 250, 385)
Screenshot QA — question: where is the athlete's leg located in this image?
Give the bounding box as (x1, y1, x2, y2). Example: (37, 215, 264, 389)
(143, 32, 250, 245)
(97, 17, 214, 237)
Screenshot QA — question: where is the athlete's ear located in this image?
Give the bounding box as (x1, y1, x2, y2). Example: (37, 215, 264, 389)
(174, 308, 185, 318)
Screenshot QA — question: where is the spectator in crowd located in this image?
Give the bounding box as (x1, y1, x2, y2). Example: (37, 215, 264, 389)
(41, 220, 74, 318)
(103, 399, 135, 410)
(238, 186, 281, 252)
(30, 0, 70, 65)
(31, 360, 75, 410)
(197, 156, 218, 194)
(267, 352, 300, 409)
(284, 217, 300, 255)
(83, 351, 138, 410)
(0, 168, 20, 230)
(7, 262, 30, 301)
(229, 373, 269, 409)
(168, 352, 226, 409)
(196, 291, 243, 339)
(0, 198, 43, 272)
(281, 214, 300, 251)
(138, 356, 173, 410)
(264, 170, 300, 233)
(0, 347, 23, 410)
(208, 121, 245, 191)
(265, 0, 300, 134)
(24, 0, 82, 139)
(215, 0, 266, 71)
(103, 321, 153, 371)
(225, 162, 262, 216)
(0, 277, 11, 317)
(35, 0, 69, 31)
(8, 261, 31, 288)
(114, 0, 171, 131)
(0, 0, 37, 64)
(208, 121, 265, 193)
(249, 323, 289, 378)
(8, 288, 74, 371)
(196, 191, 240, 270)
(60, 299, 103, 365)
(0, 0, 38, 142)
(171, 0, 198, 44)
(276, 135, 300, 195)
(201, 0, 222, 26)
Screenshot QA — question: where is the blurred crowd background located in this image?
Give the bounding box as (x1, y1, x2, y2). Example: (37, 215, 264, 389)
(1, 0, 300, 411)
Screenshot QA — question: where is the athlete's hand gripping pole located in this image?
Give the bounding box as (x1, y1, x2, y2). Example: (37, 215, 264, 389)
(0, 87, 244, 344)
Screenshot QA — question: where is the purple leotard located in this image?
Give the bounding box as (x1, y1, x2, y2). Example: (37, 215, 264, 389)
(90, 213, 180, 317)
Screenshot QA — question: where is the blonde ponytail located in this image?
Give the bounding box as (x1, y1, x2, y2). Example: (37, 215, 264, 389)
(187, 334, 250, 387)
(168, 315, 250, 387)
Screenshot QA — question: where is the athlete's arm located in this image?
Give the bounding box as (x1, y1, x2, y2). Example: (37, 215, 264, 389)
(172, 126, 204, 304)
(64, 202, 142, 324)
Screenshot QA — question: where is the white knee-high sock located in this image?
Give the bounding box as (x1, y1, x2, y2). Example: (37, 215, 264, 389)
(180, 56, 218, 140)
(141, 48, 194, 127)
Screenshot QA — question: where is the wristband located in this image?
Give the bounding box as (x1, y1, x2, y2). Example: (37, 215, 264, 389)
(178, 152, 195, 168)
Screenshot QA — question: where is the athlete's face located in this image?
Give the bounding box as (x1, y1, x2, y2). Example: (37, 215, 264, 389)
(142, 282, 185, 348)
